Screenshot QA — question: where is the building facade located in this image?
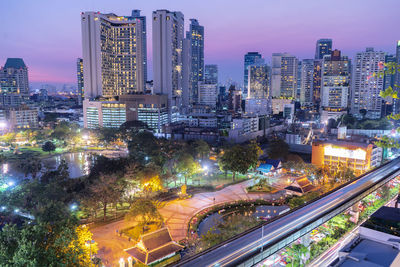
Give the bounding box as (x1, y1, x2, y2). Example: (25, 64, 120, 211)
(0, 58, 29, 96)
(351, 48, 385, 119)
(244, 52, 263, 98)
(7, 106, 38, 129)
(76, 58, 84, 105)
(271, 53, 298, 98)
(129, 10, 148, 82)
(152, 10, 185, 113)
(198, 82, 217, 107)
(315, 39, 332, 60)
(300, 59, 314, 106)
(204, 64, 218, 84)
(187, 19, 204, 105)
(81, 11, 145, 98)
(320, 50, 350, 121)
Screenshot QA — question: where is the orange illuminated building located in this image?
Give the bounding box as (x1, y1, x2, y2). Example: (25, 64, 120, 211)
(312, 139, 382, 176)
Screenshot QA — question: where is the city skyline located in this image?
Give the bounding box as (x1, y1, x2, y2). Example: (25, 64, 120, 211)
(1, 0, 400, 86)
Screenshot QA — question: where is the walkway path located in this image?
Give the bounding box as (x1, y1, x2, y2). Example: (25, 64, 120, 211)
(91, 178, 285, 266)
(159, 179, 285, 241)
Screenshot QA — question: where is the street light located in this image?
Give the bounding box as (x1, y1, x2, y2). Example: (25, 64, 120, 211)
(86, 240, 95, 266)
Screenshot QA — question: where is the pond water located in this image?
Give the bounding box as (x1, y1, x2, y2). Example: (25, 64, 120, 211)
(197, 205, 289, 237)
(1, 150, 127, 181)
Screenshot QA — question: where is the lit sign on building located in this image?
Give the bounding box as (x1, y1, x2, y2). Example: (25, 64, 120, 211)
(324, 145, 366, 160)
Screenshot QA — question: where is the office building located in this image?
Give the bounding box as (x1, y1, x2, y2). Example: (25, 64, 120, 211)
(204, 64, 218, 84)
(247, 63, 269, 99)
(0, 58, 29, 96)
(76, 58, 84, 105)
(320, 50, 350, 121)
(228, 85, 242, 113)
(83, 100, 127, 129)
(315, 39, 332, 60)
(129, 10, 148, 82)
(351, 48, 385, 119)
(271, 53, 298, 98)
(187, 19, 204, 104)
(152, 10, 185, 114)
(299, 59, 314, 106)
(81, 11, 145, 98)
(198, 82, 217, 107)
(312, 60, 322, 106)
(244, 52, 263, 98)
(7, 106, 38, 129)
(182, 38, 192, 108)
(312, 139, 382, 176)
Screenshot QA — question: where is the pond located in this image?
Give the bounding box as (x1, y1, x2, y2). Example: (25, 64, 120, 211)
(197, 205, 290, 237)
(1, 150, 128, 181)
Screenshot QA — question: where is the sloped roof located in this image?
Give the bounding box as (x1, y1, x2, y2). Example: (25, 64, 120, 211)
(257, 164, 273, 173)
(142, 227, 173, 251)
(265, 159, 281, 168)
(4, 58, 26, 69)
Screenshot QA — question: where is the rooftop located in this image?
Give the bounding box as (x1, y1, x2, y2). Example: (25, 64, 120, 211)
(4, 58, 26, 69)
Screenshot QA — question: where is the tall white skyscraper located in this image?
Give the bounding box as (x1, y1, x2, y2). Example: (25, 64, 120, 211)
(152, 10, 185, 112)
(81, 12, 145, 98)
(271, 53, 298, 98)
(187, 19, 204, 104)
(351, 48, 385, 119)
(300, 59, 314, 106)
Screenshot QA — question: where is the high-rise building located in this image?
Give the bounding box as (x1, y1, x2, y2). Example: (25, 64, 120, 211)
(315, 39, 332, 60)
(187, 19, 204, 104)
(244, 52, 263, 98)
(198, 82, 217, 107)
(182, 38, 191, 108)
(81, 11, 145, 98)
(0, 58, 29, 96)
(129, 10, 148, 82)
(351, 48, 385, 119)
(247, 63, 269, 99)
(271, 53, 298, 98)
(300, 59, 314, 106)
(393, 41, 400, 114)
(204, 64, 218, 84)
(76, 58, 84, 105)
(320, 50, 350, 122)
(312, 60, 322, 107)
(152, 10, 185, 113)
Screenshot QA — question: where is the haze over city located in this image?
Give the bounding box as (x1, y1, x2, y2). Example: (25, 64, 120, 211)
(1, 0, 400, 85)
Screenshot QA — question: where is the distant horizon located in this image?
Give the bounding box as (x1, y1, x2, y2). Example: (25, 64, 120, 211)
(1, 0, 400, 87)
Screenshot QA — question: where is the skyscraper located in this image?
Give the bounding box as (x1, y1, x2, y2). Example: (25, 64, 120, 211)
(81, 12, 145, 98)
(129, 10, 148, 82)
(300, 59, 314, 106)
(187, 19, 204, 104)
(351, 48, 385, 119)
(77, 58, 84, 105)
(0, 58, 29, 96)
(315, 39, 332, 60)
(247, 63, 269, 99)
(204, 64, 218, 84)
(244, 52, 263, 98)
(320, 50, 350, 121)
(152, 10, 185, 112)
(271, 53, 298, 99)
(393, 41, 400, 114)
(312, 60, 322, 107)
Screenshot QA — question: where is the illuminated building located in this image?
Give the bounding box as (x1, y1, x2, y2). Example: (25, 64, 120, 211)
(312, 60, 322, 107)
(83, 100, 126, 129)
(315, 39, 332, 60)
(320, 50, 350, 121)
(312, 139, 382, 176)
(130, 10, 148, 82)
(351, 48, 385, 119)
(76, 58, 84, 105)
(81, 11, 145, 98)
(198, 82, 217, 108)
(271, 53, 298, 98)
(187, 19, 204, 104)
(152, 10, 185, 113)
(300, 59, 314, 107)
(205, 64, 218, 85)
(7, 106, 38, 129)
(271, 98, 293, 115)
(248, 63, 269, 99)
(244, 52, 263, 98)
(0, 58, 29, 96)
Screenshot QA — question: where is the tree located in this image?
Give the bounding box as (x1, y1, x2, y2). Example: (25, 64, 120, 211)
(125, 199, 162, 226)
(42, 141, 56, 154)
(267, 138, 289, 160)
(284, 244, 309, 267)
(17, 156, 42, 179)
(89, 173, 124, 221)
(190, 140, 210, 160)
(219, 143, 260, 181)
(176, 153, 201, 185)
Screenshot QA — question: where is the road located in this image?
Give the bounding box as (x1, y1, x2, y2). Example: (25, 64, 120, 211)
(177, 158, 400, 267)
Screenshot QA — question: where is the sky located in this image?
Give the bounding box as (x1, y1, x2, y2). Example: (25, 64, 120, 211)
(1, 0, 400, 88)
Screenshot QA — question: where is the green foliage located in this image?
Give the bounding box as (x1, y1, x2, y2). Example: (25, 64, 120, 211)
(287, 191, 320, 209)
(284, 243, 309, 267)
(125, 199, 162, 225)
(42, 141, 56, 154)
